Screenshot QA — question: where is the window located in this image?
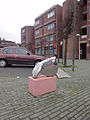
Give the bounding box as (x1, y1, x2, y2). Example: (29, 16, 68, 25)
(88, 26, 90, 34)
(36, 48, 41, 55)
(45, 46, 54, 55)
(47, 10, 55, 18)
(21, 28, 26, 33)
(15, 48, 28, 55)
(35, 40, 37, 45)
(47, 23, 56, 30)
(3, 48, 14, 54)
(35, 39, 40, 45)
(35, 20, 40, 26)
(83, 13, 87, 20)
(89, 7, 90, 15)
(42, 48, 44, 55)
(1, 42, 4, 45)
(35, 29, 40, 35)
(46, 35, 56, 42)
(50, 35, 55, 41)
(22, 36, 26, 40)
(83, 0, 87, 6)
(45, 47, 49, 55)
(47, 35, 54, 42)
(49, 46, 54, 55)
(81, 27, 87, 35)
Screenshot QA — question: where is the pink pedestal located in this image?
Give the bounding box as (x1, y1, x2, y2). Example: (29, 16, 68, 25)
(28, 74, 56, 97)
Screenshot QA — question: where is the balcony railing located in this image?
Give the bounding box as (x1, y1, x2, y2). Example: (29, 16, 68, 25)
(81, 35, 87, 39)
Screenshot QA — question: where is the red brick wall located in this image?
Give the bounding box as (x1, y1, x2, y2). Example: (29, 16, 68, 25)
(35, 28, 43, 38)
(43, 25, 56, 35)
(43, 13, 56, 23)
(34, 5, 63, 57)
(21, 26, 34, 53)
(62, 0, 79, 59)
(35, 17, 43, 28)
(86, 0, 90, 59)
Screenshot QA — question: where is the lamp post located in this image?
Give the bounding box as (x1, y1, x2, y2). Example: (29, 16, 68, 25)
(76, 34, 80, 60)
(72, 0, 76, 71)
(60, 41, 63, 46)
(60, 41, 63, 64)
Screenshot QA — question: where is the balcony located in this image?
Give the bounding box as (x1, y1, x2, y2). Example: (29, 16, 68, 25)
(81, 35, 87, 39)
(83, 6, 87, 12)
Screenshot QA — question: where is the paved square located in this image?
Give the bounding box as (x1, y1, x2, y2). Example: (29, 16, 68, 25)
(0, 60, 90, 120)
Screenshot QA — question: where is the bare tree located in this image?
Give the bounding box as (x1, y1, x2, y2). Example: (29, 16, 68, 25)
(56, 22, 63, 63)
(76, 0, 83, 34)
(63, 1, 74, 66)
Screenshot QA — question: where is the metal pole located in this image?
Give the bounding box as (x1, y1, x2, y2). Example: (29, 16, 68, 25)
(79, 36, 80, 60)
(76, 34, 80, 60)
(62, 40, 63, 64)
(72, 0, 76, 71)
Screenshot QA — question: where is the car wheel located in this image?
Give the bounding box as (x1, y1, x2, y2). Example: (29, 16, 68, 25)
(0, 59, 7, 67)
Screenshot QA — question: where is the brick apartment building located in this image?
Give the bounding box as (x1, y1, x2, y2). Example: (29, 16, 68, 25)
(34, 5, 62, 57)
(63, 0, 90, 60)
(21, 26, 34, 53)
(21, 0, 90, 60)
(79, 0, 90, 59)
(34, 0, 90, 59)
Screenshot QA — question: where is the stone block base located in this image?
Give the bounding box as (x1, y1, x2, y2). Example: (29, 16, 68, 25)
(28, 74, 56, 97)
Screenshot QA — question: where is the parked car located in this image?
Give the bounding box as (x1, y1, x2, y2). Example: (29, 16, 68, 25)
(0, 48, 2, 51)
(0, 46, 45, 67)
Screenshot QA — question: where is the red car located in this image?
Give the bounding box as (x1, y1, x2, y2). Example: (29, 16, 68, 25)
(0, 46, 45, 67)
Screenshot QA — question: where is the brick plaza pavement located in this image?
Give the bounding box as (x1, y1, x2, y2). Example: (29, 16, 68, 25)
(0, 60, 90, 120)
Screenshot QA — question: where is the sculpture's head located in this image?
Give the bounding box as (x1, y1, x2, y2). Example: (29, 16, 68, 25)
(32, 56, 58, 78)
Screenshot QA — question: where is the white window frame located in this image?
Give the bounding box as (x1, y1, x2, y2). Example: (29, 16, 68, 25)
(35, 29, 40, 35)
(50, 35, 54, 41)
(21, 28, 26, 33)
(47, 23, 55, 30)
(47, 11, 55, 18)
(35, 20, 40, 26)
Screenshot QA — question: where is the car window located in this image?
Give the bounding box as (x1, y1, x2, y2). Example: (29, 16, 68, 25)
(3, 48, 14, 54)
(15, 48, 28, 55)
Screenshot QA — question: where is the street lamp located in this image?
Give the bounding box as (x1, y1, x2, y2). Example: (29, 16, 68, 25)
(60, 41, 63, 46)
(60, 41, 63, 64)
(76, 34, 80, 60)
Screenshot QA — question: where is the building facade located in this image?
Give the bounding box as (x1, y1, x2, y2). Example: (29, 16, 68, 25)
(62, 0, 79, 59)
(34, 5, 62, 57)
(81, 0, 90, 59)
(0, 37, 17, 49)
(21, 0, 90, 59)
(21, 26, 34, 53)
(63, 0, 90, 60)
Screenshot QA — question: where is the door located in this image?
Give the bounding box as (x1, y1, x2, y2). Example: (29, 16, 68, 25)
(80, 43, 86, 59)
(15, 48, 33, 64)
(3, 48, 15, 64)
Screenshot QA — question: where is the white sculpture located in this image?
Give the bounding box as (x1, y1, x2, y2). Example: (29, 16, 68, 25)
(32, 56, 57, 78)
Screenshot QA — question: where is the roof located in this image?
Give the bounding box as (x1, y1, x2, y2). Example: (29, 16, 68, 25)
(35, 4, 62, 20)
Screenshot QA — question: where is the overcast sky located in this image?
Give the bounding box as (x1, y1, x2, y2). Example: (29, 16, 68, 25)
(0, 0, 64, 43)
